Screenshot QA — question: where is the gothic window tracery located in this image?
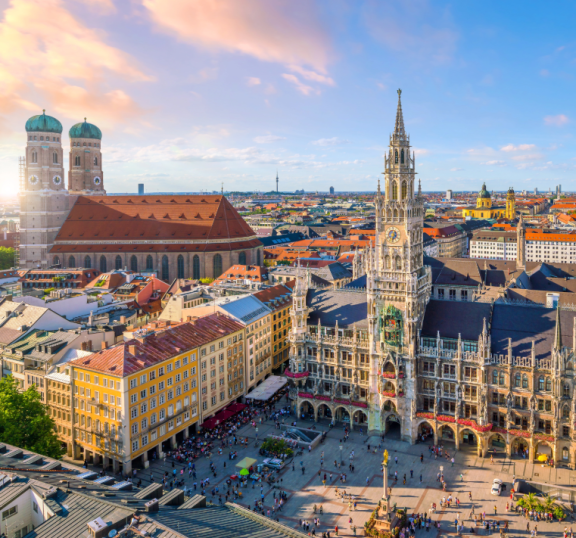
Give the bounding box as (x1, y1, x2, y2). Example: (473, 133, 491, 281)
(401, 149, 404, 164)
(392, 181, 398, 200)
(395, 150, 398, 164)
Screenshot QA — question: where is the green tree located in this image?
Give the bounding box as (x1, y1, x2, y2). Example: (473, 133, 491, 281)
(0, 376, 63, 458)
(541, 495, 556, 513)
(0, 247, 15, 270)
(517, 493, 540, 512)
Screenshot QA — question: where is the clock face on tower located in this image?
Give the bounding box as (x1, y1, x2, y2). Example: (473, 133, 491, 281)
(387, 227, 400, 243)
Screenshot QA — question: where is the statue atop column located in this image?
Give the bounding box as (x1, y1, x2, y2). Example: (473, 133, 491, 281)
(382, 449, 390, 510)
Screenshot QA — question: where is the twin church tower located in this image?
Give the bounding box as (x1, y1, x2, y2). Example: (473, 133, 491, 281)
(19, 111, 106, 268)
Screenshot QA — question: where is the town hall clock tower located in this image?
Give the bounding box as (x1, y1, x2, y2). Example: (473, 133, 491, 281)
(366, 90, 432, 438)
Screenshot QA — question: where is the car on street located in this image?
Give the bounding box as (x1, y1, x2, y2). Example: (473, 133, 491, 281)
(262, 458, 285, 470)
(491, 478, 503, 496)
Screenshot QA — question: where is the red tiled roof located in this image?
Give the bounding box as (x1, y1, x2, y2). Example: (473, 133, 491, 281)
(70, 313, 244, 377)
(51, 195, 260, 253)
(213, 264, 268, 283)
(290, 239, 372, 249)
(422, 225, 461, 238)
(253, 283, 293, 311)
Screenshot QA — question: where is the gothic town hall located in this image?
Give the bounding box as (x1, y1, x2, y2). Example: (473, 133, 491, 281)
(285, 91, 576, 469)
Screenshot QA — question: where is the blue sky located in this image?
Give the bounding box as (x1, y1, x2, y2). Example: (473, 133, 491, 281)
(0, 0, 575, 195)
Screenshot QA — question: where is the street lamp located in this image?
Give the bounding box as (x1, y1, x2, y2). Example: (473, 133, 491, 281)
(340, 444, 343, 465)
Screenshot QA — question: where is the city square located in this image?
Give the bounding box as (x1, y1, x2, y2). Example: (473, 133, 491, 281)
(64, 404, 576, 538)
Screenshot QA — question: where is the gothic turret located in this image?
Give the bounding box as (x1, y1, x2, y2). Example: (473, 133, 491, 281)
(517, 215, 526, 271)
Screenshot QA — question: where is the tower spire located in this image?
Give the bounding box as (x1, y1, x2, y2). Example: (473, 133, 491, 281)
(276, 170, 279, 193)
(394, 89, 405, 137)
(554, 305, 562, 351)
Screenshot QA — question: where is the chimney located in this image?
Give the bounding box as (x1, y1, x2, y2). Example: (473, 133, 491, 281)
(81, 342, 88, 351)
(129, 345, 137, 356)
(101, 341, 108, 350)
(120, 315, 126, 324)
(145, 498, 159, 512)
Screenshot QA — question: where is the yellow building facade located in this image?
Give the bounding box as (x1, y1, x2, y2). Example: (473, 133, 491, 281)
(462, 183, 508, 220)
(254, 284, 293, 373)
(70, 318, 243, 474)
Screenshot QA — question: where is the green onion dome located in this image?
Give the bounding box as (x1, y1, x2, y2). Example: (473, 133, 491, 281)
(69, 118, 102, 140)
(25, 110, 63, 134)
(478, 182, 491, 199)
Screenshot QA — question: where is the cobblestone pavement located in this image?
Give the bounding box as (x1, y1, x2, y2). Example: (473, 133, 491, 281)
(65, 412, 576, 537)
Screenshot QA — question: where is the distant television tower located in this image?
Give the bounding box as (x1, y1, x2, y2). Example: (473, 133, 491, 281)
(276, 170, 279, 193)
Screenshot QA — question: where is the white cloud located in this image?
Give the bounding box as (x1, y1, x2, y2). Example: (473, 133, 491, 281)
(413, 147, 429, 156)
(0, 0, 151, 126)
(281, 73, 319, 95)
(500, 144, 537, 152)
(311, 137, 349, 146)
(142, 0, 332, 73)
(466, 146, 496, 157)
(510, 153, 544, 162)
(246, 77, 261, 86)
(544, 114, 569, 126)
(484, 160, 507, 166)
(106, 138, 365, 171)
(286, 65, 335, 86)
(376, 82, 387, 91)
(450, 167, 463, 172)
(253, 134, 286, 144)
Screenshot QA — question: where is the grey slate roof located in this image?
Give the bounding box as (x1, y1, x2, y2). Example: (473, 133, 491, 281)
(490, 304, 576, 361)
(313, 262, 352, 282)
(152, 505, 295, 538)
(345, 275, 367, 289)
(421, 300, 493, 341)
(27, 491, 134, 538)
(307, 289, 368, 329)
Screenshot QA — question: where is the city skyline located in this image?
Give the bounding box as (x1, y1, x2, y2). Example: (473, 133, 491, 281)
(1, 1, 576, 195)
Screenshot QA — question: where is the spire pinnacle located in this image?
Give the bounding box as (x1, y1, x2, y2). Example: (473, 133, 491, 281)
(394, 89, 405, 137)
(554, 305, 562, 351)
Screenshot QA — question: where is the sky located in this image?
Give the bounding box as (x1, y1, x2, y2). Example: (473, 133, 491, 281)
(0, 0, 576, 196)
